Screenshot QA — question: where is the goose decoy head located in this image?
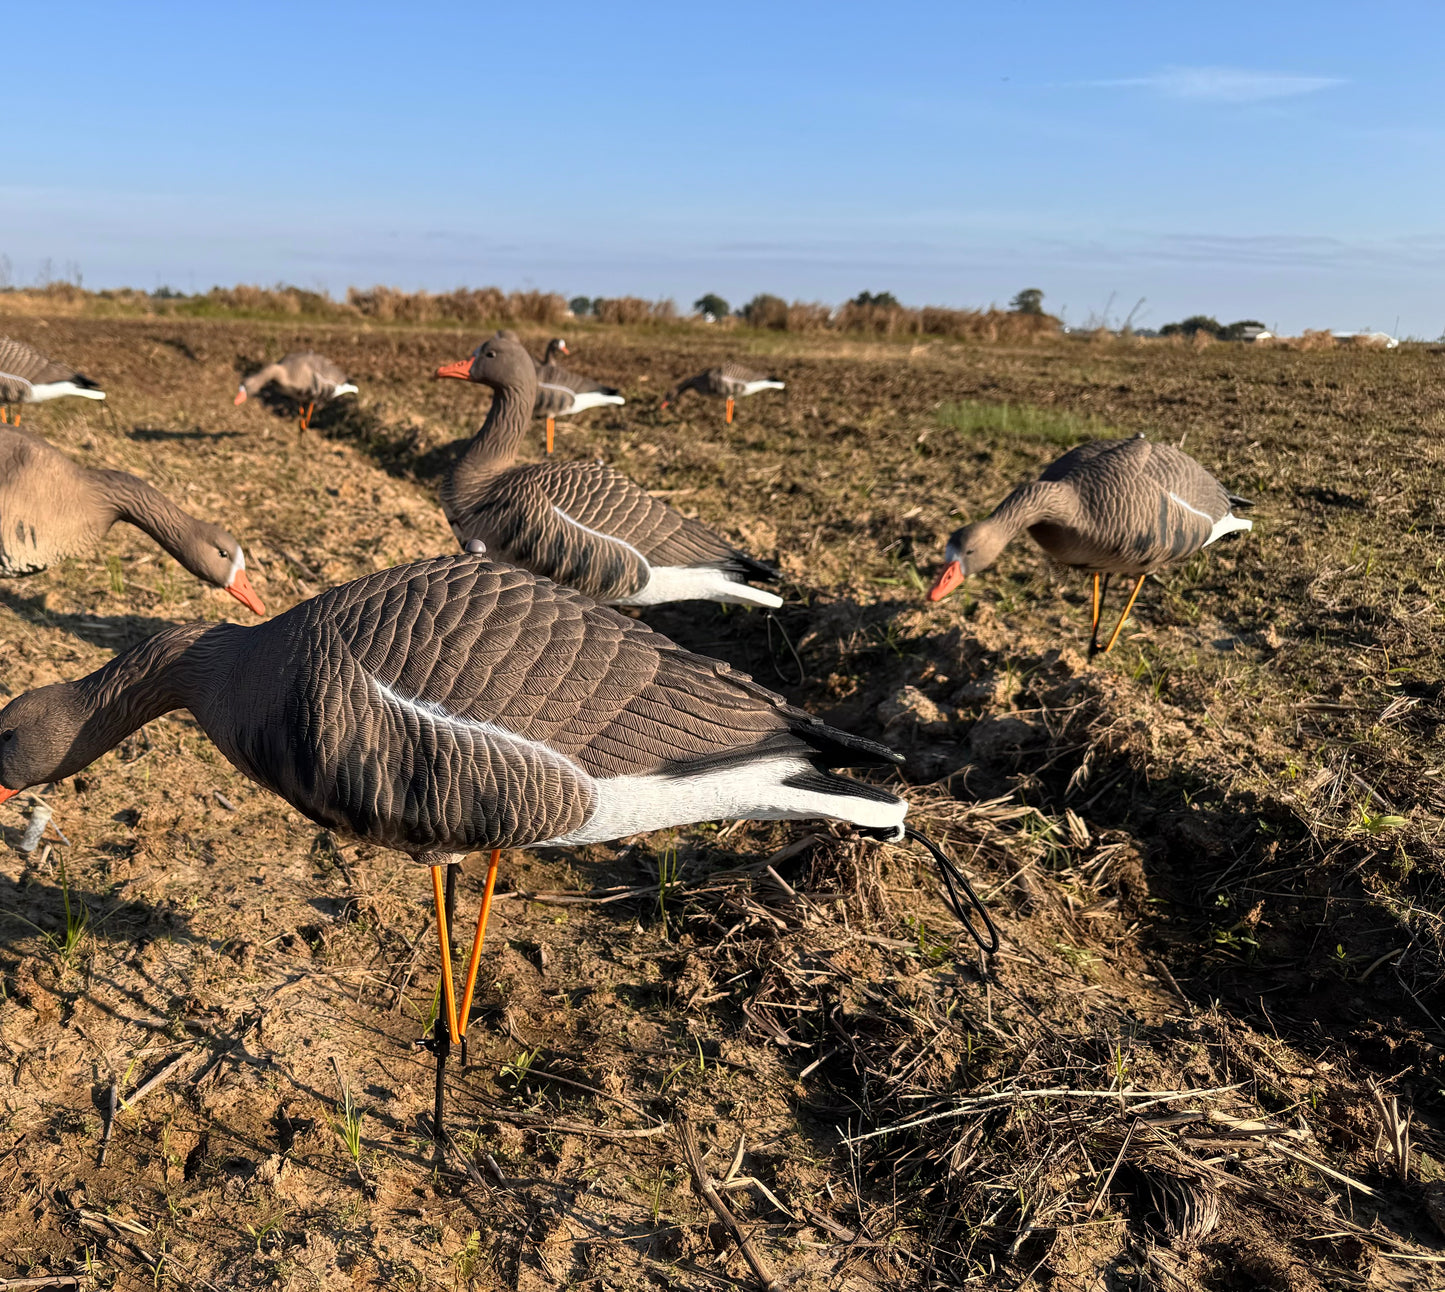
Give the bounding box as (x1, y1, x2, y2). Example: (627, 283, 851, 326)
(435, 334, 534, 389)
(178, 523, 266, 615)
(0, 686, 88, 804)
(927, 520, 1009, 602)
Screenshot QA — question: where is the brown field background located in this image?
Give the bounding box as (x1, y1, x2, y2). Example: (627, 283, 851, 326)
(0, 309, 1443, 1290)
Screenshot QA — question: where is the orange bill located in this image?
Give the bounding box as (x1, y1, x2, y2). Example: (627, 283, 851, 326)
(233, 389, 247, 406)
(0, 786, 17, 805)
(927, 560, 964, 602)
(434, 357, 474, 381)
(227, 568, 266, 615)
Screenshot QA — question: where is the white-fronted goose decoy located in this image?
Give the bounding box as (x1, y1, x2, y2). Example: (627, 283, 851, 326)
(0, 336, 106, 424)
(0, 555, 995, 1144)
(0, 426, 265, 613)
(662, 362, 785, 424)
(234, 351, 358, 431)
(928, 435, 1252, 657)
(531, 337, 625, 455)
(436, 333, 782, 608)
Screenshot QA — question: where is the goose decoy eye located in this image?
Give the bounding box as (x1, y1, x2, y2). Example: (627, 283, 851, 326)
(0, 730, 13, 743)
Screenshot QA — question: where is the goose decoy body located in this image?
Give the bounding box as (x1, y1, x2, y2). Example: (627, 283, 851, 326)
(234, 351, 357, 431)
(435, 333, 782, 608)
(0, 335, 106, 424)
(0, 554, 918, 1144)
(661, 362, 785, 424)
(928, 435, 1252, 657)
(0, 426, 265, 613)
(531, 337, 625, 455)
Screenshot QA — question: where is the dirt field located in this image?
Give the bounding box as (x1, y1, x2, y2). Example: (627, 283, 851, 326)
(1, 314, 1443, 1290)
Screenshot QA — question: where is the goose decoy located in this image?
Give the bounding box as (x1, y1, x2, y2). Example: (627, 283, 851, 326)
(234, 352, 357, 431)
(661, 362, 785, 424)
(531, 337, 625, 455)
(927, 435, 1252, 656)
(0, 335, 106, 424)
(435, 333, 783, 608)
(0, 555, 997, 1146)
(0, 426, 265, 613)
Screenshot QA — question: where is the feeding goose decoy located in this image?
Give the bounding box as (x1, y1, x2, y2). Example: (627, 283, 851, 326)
(927, 435, 1252, 657)
(435, 333, 782, 608)
(0, 555, 996, 1146)
(0, 335, 106, 425)
(532, 337, 625, 454)
(0, 426, 265, 613)
(661, 362, 785, 424)
(234, 351, 358, 431)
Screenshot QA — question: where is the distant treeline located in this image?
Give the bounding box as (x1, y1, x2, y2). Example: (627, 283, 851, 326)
(0, 281, 1063, 342)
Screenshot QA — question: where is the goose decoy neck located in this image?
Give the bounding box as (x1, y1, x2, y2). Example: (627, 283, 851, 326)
(0, 622, 232, 802)
(235, 362, 283, 405)
(659, 374, 700, 410)
(928, 480, 1074, 601)
(439, 337, 540, 509)
(93, 471, 265, 613)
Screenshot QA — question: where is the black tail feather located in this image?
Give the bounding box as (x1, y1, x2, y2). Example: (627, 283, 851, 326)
(717, 550, 781, 583)
(792, 718, 903, 769)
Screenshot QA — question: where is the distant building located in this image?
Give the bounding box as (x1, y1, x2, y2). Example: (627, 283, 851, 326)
(1238, 325, 1272, 342)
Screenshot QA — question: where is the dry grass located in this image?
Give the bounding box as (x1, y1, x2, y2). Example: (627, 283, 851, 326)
(0, 316, 1442, 1290)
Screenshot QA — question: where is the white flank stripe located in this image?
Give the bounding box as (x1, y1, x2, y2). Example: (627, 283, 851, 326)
(1166, 491, 1214, 523)
(551, 503, 653, 568)
(372, 676, 582, 775)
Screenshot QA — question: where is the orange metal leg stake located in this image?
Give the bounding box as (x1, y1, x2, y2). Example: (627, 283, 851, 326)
(1101, 574, 1147, 656)
(456, 849, 501, 1037)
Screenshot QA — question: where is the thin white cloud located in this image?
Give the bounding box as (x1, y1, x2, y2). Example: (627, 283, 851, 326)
(1087, 65, 1345, 104)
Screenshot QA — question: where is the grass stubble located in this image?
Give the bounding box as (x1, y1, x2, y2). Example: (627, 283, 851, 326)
(0, 312, 1441, 1289)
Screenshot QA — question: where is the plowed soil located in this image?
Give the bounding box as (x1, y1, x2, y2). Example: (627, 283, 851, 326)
(1, 314, 1443, 1290)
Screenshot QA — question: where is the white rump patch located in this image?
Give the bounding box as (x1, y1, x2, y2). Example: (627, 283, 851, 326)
(613, 565, 783, 609)
(332, 383, 359, 397)
(27, 381, 105, 403)
(370, 676, 907, 847)
(739, 379, 785, 397)
(538, 755, 908, 847)
(565, 390, 625, 412)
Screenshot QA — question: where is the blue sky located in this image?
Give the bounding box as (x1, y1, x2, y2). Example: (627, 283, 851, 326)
(6, 2, 1442, 334)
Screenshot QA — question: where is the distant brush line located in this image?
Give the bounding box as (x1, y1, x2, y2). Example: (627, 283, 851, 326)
(0, 283, 1063, 342)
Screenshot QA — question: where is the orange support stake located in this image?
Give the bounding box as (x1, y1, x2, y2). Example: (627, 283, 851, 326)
(430, 865, 461, 1044)
(456, 849, 501, 1038)
(546, 416, 555, 454)
(725, 396, 734, 424)
(1101, 574, 1147, 655)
